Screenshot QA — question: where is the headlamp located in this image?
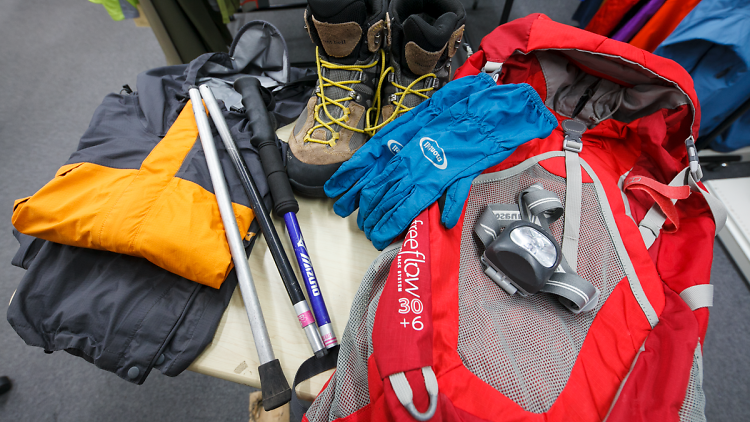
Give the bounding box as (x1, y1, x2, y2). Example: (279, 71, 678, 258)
(482, 221, 562, 296)
(475, 184, 599, 313)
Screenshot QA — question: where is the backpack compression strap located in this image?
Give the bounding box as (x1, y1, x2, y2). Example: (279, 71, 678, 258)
(622, 167, 726, 312)
(630, 168, 727, 250)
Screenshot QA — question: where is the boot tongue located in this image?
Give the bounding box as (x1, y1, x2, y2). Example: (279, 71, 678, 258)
(401, 12, 458, 76)
(310, 0, 368, 60)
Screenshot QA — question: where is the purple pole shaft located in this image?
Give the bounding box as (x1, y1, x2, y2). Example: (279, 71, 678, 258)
(283, 212, 338, 348)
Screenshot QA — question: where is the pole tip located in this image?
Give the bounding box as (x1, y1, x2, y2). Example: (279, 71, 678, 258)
(258, 359, 292, 411)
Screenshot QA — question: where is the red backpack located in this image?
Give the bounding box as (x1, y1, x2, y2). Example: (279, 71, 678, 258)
(304, 14, 726, 422)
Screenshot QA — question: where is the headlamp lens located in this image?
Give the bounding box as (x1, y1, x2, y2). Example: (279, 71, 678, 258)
(510, 226, 558, 268)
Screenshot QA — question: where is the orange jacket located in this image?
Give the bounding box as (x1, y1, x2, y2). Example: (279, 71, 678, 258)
(8, 39, 297, 289)
(12, 99, 256, 289)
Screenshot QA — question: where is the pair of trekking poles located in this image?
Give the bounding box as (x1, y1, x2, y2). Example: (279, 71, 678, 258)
(188, 79, 335, 411)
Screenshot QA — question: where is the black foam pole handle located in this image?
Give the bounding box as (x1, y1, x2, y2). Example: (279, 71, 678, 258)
(234, 77, 299, 217)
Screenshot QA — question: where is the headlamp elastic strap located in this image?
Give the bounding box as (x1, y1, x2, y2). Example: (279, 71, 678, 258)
(545, 257, 599, 314)
(517, 184, 563, 230)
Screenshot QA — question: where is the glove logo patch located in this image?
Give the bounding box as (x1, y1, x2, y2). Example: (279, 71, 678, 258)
(419, 137, 448, 170)
(387, 140, 403, 155)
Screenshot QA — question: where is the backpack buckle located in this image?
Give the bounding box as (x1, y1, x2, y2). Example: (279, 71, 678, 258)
(563, 136, 583, 153)
(562, 119, 586, 153)
(685, 136, 703, 181)
(482, 61, 503, 82)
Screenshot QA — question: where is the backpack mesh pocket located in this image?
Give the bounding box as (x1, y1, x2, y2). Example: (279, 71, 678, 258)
(457, 159, 632, 413)
(679, 344, 707, 422)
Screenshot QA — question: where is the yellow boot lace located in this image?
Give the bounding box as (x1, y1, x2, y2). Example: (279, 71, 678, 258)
(365, 65, 437, 135)
(304, 47, 383, 147)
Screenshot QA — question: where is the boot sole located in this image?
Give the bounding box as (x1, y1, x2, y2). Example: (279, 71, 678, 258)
(286, 148, 343, 198)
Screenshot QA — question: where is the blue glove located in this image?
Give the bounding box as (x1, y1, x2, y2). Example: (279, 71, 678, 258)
(357, 83, 557, 249)
(324, 74, 498, 218)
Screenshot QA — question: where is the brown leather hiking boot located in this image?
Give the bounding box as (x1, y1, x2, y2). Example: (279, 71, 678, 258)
(286, 0, 388, 197)
(370, 0, 466, 131)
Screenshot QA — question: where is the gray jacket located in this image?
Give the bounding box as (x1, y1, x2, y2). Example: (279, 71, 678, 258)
(7, 21, 313, 384)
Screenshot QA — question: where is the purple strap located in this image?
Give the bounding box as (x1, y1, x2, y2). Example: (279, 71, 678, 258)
(612, 0, 667, 42)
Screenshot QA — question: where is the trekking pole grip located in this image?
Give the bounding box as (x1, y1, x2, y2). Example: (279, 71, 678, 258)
(234, 76, 299, 217)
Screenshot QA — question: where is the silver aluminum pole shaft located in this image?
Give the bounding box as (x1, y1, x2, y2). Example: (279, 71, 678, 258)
(199, 84, 327, 355)
(188, 88, 275, 365)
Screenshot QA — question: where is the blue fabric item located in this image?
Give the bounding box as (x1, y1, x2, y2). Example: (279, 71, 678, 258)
(572, 0, 605, 29)
(325, 73, 498, 217)
(654, 0, 750, 151)
(712, 108, 750, 152)
(329, 83, 557, 250)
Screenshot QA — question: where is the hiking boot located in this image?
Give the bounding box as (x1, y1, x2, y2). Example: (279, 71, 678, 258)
(287, 0, 388, 197)
(370, 0, 466, 130)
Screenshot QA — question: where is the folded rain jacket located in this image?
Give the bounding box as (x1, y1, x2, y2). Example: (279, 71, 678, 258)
(11, 21, 301, 289)
(7, 21, 313, 384)
(8, 230, 244, 384)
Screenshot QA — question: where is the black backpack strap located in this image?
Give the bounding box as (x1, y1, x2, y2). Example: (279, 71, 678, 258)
(290, 345, 340, 422)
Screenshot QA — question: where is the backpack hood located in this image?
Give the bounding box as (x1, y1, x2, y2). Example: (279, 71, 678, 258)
(456, 14, 700, 149)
